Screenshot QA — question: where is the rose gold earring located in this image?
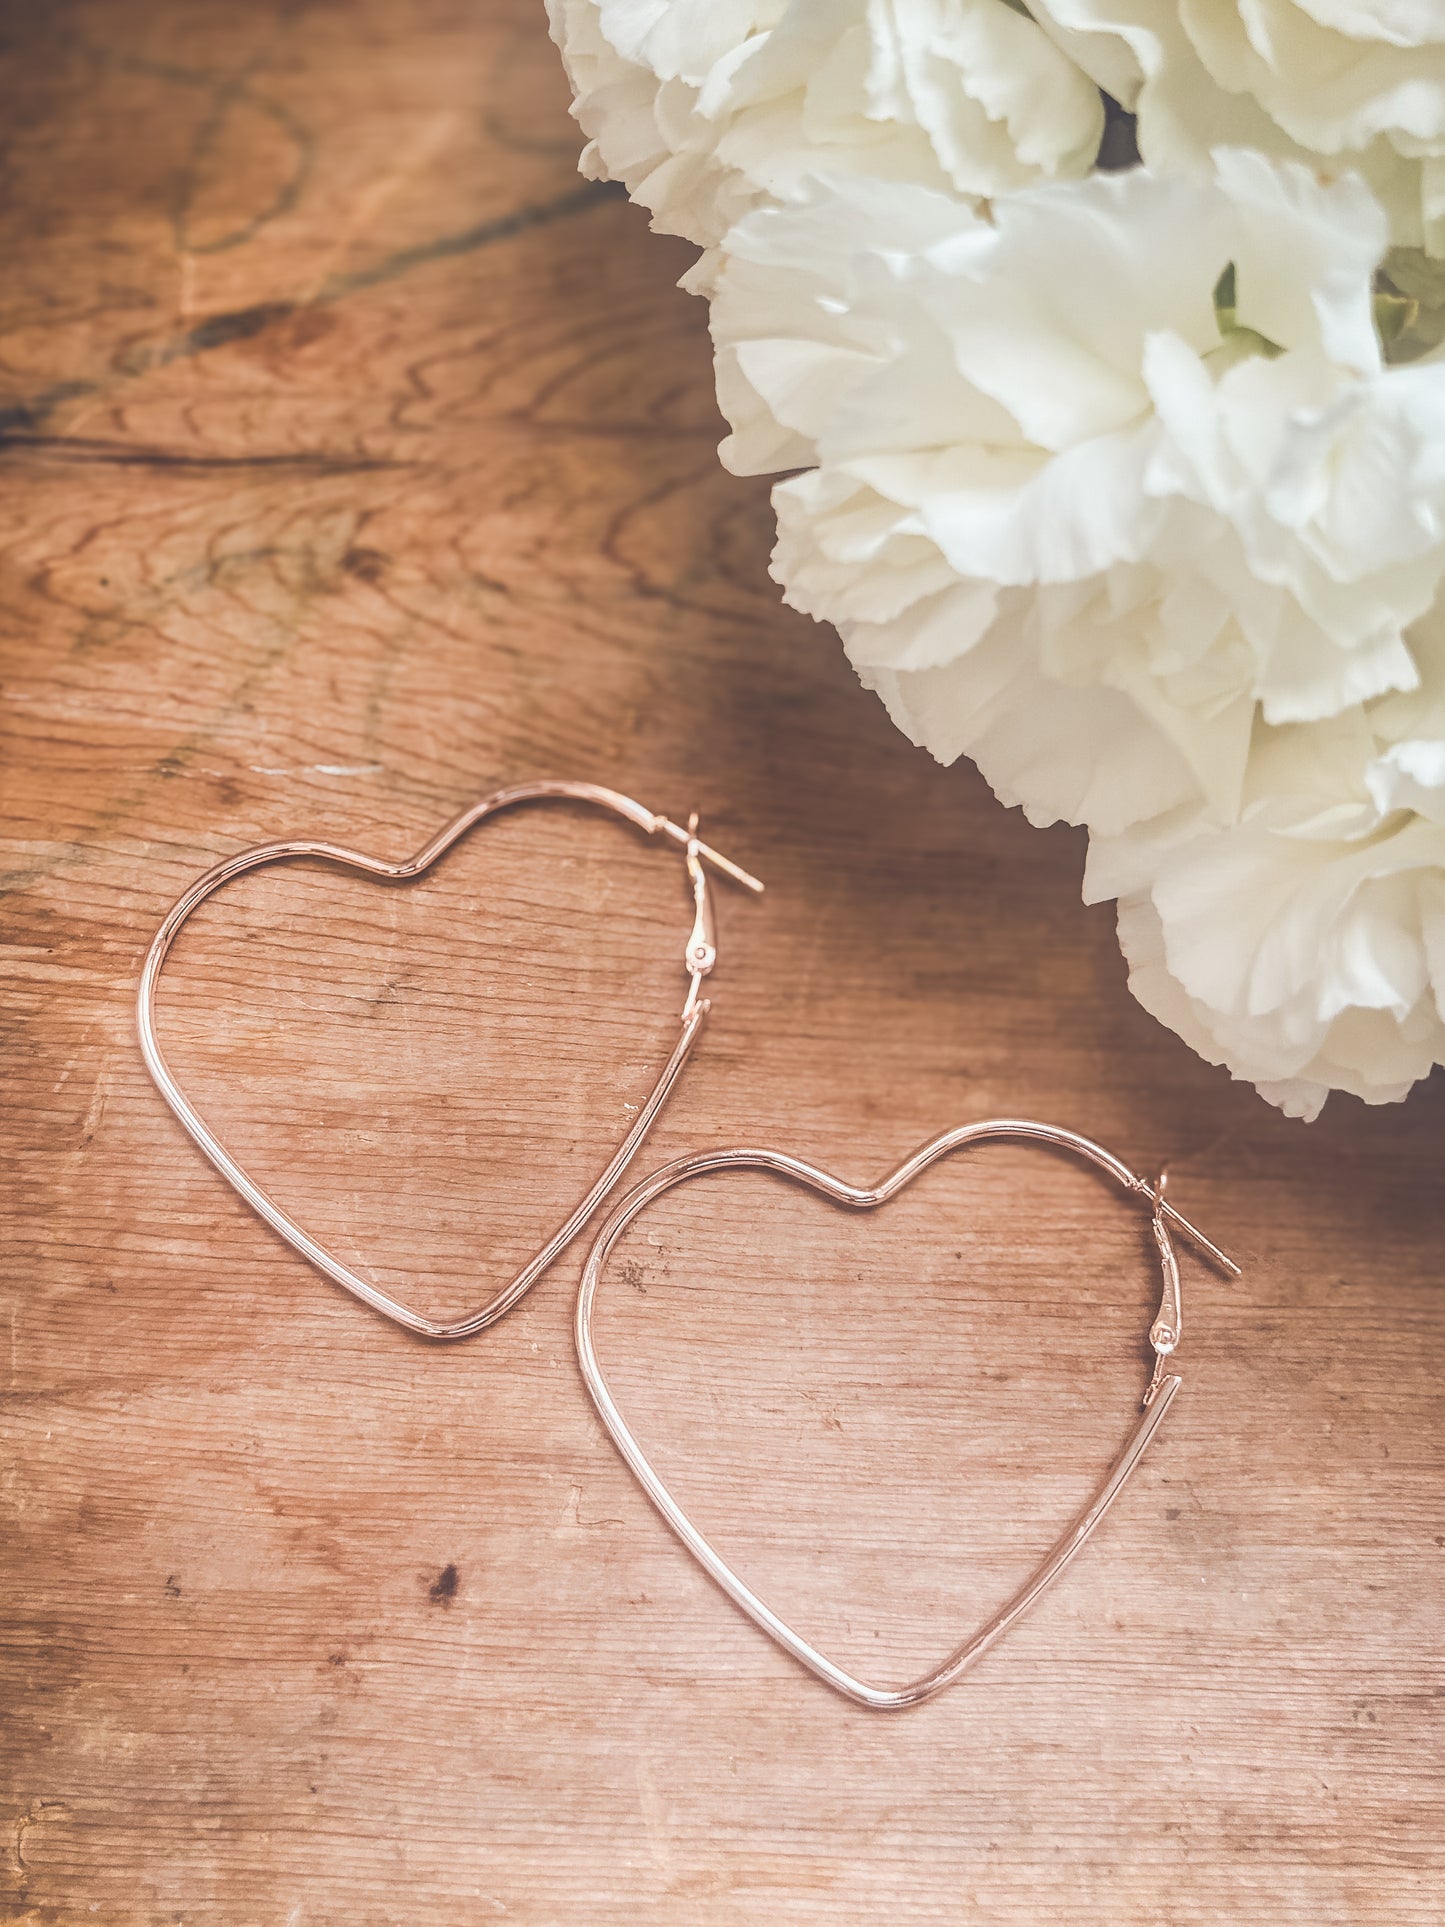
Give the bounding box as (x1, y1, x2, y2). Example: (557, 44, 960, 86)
(137, 780, 762, 1340)
(576, 1126, 1239, 1709)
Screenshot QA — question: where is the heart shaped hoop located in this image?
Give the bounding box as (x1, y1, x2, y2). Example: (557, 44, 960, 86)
(137, 780, 762, 1340)
(576, 1124, 1239, 1709)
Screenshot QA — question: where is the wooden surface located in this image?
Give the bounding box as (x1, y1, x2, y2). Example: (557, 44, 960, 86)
(2, 4, 1443, 1921)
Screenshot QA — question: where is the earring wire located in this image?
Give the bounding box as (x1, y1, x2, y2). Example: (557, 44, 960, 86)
(575, 1124, 1239, 1709)
(136, 780, 762, 1340)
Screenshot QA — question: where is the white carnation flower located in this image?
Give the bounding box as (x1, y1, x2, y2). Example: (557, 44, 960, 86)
(1032, 0, 1445, 252)
(710, 151, 1445, 1105)
(714, 153, 1445, 826)
(1088, 611, 1445, 1118)
(546, 0, 1107, 259)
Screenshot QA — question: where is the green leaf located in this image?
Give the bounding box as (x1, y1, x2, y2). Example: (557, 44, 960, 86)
(1211, 260, 1282, 360)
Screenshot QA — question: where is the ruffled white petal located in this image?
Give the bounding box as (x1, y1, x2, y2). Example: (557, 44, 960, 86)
(548, 0, 1107, 256)
(1033, 0, 1445, 250)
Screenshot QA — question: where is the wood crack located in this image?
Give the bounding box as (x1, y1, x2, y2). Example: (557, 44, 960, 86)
(0, 180, 625, 445)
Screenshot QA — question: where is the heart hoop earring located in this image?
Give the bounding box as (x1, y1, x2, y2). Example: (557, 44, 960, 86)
(576, 1124, 1239, 1710)
(137, 780, 762, 1340)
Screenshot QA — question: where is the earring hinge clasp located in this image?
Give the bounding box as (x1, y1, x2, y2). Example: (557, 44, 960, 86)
(1139, 1169, 1239, 1407)
(654, 812, 762, 1024)
(681, 815, 718, 1022)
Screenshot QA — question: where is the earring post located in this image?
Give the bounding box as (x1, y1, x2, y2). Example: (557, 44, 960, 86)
(654, 815, 765, 895)
(1156, 1196, 1241, 1278)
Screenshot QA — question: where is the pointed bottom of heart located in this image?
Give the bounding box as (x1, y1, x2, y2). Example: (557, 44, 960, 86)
(599, 1364, 1179, 1710)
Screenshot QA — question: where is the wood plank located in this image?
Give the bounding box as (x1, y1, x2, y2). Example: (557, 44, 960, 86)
(2, 2, 1442, 1919)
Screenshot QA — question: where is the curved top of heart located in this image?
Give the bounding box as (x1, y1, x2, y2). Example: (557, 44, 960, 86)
(136, 780, 763, 1341)
(575, 1123, 1239, 1710)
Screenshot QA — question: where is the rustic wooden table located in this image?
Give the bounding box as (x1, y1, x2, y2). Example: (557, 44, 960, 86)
(3, 3, 1442, 1921)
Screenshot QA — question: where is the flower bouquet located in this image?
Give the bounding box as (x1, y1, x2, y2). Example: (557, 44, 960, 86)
(549, 0, 1445, 1119)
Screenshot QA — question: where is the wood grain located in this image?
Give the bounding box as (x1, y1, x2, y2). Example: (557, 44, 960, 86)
(1, 3, 1442, 1920)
